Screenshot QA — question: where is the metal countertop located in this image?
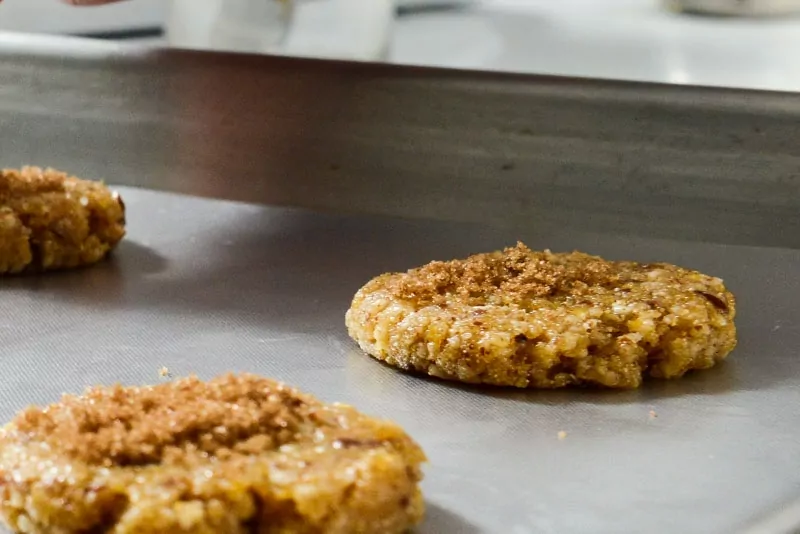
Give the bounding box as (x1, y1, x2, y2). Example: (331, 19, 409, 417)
(3, 33, 800, 248)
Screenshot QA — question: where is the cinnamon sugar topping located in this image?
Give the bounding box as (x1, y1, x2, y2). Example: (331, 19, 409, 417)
(16, 375, 312, 466)
(393, 243, 630, 306)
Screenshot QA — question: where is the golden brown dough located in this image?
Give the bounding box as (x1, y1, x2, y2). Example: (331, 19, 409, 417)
(0, 166, 125, 274)
(346, 242, 737, 389)
(0, 374, 426, 534)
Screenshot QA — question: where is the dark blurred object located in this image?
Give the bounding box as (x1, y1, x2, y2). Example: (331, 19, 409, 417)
(665, 0, 800, 16)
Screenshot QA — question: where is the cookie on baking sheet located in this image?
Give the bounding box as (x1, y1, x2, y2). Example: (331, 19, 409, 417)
(0, 166, 125, 274)
(0, 374, 426, 534)
(346, 242, 737, 389)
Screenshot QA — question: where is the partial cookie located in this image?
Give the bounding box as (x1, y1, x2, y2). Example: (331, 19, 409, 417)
(0, 166, 125, 274)
(346, 242, 737, 389)
(0, 374, 426, 534)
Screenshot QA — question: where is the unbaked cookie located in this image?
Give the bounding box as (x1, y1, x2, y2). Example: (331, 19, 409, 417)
(0, 166, 125, 274)
(346, 242, 737, 389)
(0, 374, 426, 533)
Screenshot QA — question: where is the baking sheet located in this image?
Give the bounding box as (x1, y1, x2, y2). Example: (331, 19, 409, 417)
(1, 187, 799, 534)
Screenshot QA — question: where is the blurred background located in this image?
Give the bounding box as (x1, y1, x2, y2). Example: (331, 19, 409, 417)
(1, 0, 800, 92)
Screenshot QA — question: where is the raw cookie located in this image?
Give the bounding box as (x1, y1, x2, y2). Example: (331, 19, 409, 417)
(0, 374, 426, 533)
(346, 242, 737, 389)
(0, 166, 125, 274)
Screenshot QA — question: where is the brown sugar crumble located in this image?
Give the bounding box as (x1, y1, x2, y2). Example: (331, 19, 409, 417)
(392, 242, 623, 306)
(13, 374, 317, 467)
(0, 374, 426, 533)
(346, 242, 737, 389)
(0, 166, 125, 274)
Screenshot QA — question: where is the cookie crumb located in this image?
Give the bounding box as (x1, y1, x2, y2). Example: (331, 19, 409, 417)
(557, 430, 567, 440)
(158, 366, 170, 378)
(648, 409, 658, 419)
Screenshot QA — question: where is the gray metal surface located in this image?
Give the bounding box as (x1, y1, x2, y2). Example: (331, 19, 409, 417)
(1, 188, 799, 534)
(3, 33, 800, 248)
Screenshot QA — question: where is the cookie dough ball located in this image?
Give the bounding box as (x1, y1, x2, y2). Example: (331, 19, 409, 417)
(346, 243, 737, 389)
(0, 374, 426, 533)
(0, 166, 125, 274)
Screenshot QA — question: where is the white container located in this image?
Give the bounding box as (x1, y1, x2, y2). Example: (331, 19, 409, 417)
(166, 0, 395, 61)
(284, 0, 394, 61)
(210, 0, 293, 54)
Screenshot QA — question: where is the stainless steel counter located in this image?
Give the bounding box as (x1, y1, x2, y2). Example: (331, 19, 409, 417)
(1, 35, 799, 533)
(2, 33, 800, 249)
